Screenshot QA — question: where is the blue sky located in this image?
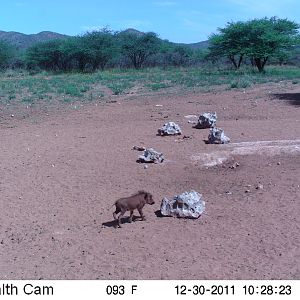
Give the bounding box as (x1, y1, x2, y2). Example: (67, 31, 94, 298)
(1, 0, 299, 43)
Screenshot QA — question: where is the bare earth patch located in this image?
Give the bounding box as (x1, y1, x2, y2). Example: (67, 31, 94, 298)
(0, 82, 299, 279)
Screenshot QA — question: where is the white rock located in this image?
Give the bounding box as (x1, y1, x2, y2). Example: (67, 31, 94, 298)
(160, 190, 205, 218)
(158, 122, 182, 136)
(195, 112, 217, 129)
(207, 127, 230, 144)
(138, 148, 164, 163)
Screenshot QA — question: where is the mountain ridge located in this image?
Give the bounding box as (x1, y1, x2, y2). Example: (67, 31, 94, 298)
(0, 29, 209, 50)
(0, 30, 69, 49)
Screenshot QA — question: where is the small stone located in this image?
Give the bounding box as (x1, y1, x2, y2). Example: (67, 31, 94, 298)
(256, 184, 264, 190)
(132, 146, 146, 151)
(144, 165, 148, 169)
(230, 162, 240, 169)
(245, 189, 250, 193)
(277, 162, 281, 165)
(137, 148, 164, 164)
(184, 115, 198, 119)
(11, 114, 14, 117)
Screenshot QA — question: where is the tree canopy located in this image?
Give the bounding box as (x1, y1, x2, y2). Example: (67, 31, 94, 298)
(26, 29, 117, 72)
(209, 17, 300, 72)
(118, 31, 161, 69)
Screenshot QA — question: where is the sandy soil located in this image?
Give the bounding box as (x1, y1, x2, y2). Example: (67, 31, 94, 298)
(0, 82, 299, 280)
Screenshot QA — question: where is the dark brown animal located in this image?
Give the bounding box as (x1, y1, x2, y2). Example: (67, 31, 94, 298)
(113, 191, 154, 227)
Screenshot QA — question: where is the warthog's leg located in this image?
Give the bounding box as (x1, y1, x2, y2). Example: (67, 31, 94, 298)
(129, 210, 134, 223)
(118, 210, 126, 228)
(137, 208, 145, 221)
(113, 207, 120, 220)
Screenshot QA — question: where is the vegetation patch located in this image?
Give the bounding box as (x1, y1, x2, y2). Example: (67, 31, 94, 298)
(1, 66, 300, 105)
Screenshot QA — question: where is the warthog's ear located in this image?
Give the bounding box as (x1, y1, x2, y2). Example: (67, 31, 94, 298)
(144, 193, 148, 200)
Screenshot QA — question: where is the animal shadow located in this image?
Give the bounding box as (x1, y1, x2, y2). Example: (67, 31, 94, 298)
(102, 216, 141, 228)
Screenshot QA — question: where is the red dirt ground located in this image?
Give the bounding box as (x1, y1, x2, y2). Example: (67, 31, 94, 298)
(0, 82, 299, 279)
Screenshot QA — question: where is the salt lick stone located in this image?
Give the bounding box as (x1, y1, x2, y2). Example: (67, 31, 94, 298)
(195, 112, 217, 129)
(158, 121, 182, 136)
(138, 148, 164, 163)
(160, 190, 205, 218)
(207, 127, 230, 144)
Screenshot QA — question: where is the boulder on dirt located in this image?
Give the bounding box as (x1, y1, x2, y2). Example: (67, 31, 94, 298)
(195, 112, 217, 129)
(160, 190, 205, 218)
(207, 127, 230, 144)
(158, 121, 182, 136)
(137, 148, 164, 163)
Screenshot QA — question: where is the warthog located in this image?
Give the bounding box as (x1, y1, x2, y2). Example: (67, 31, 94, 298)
(113, 191, 154, 228)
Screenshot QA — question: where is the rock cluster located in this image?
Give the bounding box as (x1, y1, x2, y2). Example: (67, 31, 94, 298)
(158, 121, 182, 136)
(160, 190, 205, 218)
(137, 148, 164, 163)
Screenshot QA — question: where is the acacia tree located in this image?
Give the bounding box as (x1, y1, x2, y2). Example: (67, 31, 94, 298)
(209, 21, 248, 69)
(119, 32, 161, 69)
(209, 17, 299, 72)
(244, 18, 299, 72)
(80, 29, 116, 70)
(26, 39, 66, 71)
(26, 29, 116, 72)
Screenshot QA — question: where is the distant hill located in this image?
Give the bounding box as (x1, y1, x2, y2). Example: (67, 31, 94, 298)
(121, 28, 145, 37)
(120, 28, 210, 49)
(0, 28, 209, 50)
(0, 30, 69, 49)
(181, 40, 209, 49)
